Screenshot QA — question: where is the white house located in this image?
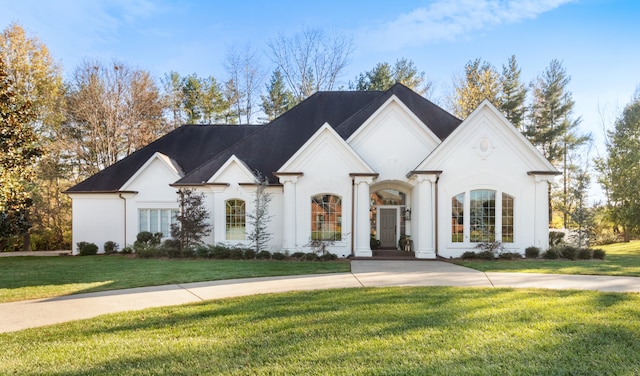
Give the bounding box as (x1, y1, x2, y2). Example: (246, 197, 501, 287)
(66, 84, 559, 258)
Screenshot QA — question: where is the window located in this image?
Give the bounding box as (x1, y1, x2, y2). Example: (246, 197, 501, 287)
(451, 193, 464, 242)
(311, 194, 342, 240)
(470, 190, 496, 242)
(138, 209, 178, 237)
(502, 193, 514, 243)
(226, 199, 246, 240)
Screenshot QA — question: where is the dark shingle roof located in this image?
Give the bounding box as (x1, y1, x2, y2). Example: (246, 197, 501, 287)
(67, 84, 463, 192)
(66, 125, 261, 192)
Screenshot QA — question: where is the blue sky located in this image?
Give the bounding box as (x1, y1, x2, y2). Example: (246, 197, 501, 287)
(1, 0, 639, 200)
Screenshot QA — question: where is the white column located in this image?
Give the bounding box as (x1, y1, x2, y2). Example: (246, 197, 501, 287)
(414, 174, 437, 259)
(279, 175, 299, 252)
(354, 176, 374, 257)
(534, 175, 551, 250)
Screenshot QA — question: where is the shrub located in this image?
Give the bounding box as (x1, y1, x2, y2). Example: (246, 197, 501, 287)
(476, 250, 495, 260)
(229, 248, 244, 260)
(103, 241, 119, 254)
(542, 248, 560, 259)
(291, 252, 306, 259)
(302, 252, 318, 261)
(560, 245, 579, 260)
(525, 246, 540, 259)
(243, 249, 256, 260)
(272, 252, 286, 260)
(592, 248, 606, 260)
(498, 252, 522, 260)
(77, 242, 98, 256)
(135, 247, 167, 259)
(461, 251, 477, 259)
(210, 245, 230, 259)
(578, 248, 592, 260)
(319, 252, 338, 261)
(195, 245, 210, 258)
(121, 246, 133, 254)
(256, 250, 271, 260)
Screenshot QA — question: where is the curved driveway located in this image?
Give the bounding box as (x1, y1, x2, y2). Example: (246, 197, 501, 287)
(2, 260, 640, 333)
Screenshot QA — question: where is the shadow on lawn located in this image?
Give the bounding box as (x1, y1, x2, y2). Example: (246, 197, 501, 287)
(36, 287, 640, 375)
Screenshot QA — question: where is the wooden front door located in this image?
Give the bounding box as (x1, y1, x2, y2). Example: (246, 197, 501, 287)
(379, 208, 397, 248)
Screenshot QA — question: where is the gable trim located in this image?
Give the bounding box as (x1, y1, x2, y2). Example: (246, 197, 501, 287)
(120, 152, 183, 191)
(346, 94, 441, 145)
(277, 123, 376, 174)
(207, 154, 257, 184)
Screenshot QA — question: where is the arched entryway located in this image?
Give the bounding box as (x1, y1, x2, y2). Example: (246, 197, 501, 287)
(370, 181, 413, 254)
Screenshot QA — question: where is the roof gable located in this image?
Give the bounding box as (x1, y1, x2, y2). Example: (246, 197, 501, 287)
(207, 155, 257, 184)
(278, 123, 375, 174)
(415, 100, 558, 173)
(120, 152, 183, 191)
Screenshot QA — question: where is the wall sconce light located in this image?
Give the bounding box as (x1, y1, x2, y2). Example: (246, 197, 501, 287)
(404, 208, 411, 220)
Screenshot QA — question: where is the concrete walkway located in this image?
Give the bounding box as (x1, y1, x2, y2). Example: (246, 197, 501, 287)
(2, 260, 640, 333)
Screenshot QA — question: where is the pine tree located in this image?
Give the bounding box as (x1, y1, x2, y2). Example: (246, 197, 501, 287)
(499, 55, 527, 130)
(170, 189, 211, 251)
(0, 55, 41, 251)
(261, 69, 294, 121)
(352, 58, 432, 96)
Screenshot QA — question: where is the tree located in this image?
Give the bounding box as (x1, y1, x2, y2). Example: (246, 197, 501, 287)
(596, 89, 640, 240)
(63, 60, 168, 177)
(526, 59, 589, 224)
(170, 189, 211, 251)
(161, 71, 185, 129)
(499, 55, 527, 130)
(268, 27, 353, 102)
(352, 58, 433, 96)
(0, 55, 41, 251)
(0, 23, 65, 251)
(225, 44, 265, 124)
(452, 58, 500, 118)
(261, 69, 294, 121)
(246, 175, 273, 253)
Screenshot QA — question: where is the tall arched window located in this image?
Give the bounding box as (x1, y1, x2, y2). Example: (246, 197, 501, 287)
(311, 194, 342, 241)
(226, 199, 246, 240)
(450, 190, 515, 243)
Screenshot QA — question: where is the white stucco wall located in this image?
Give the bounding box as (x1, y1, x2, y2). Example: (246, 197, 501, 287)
(69, 194, 125, 255)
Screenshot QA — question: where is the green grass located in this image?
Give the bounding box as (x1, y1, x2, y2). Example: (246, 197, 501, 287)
(1, 287, 639, 375)
(0, 256, 350, 303)
(455, 241, 640, 276)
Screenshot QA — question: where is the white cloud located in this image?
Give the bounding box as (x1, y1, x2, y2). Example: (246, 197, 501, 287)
(359, 0, 575, 51)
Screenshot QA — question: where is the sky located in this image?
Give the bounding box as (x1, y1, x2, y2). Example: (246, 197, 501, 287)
(1, 0, 639, 201)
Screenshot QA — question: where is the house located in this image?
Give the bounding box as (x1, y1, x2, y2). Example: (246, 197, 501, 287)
(65, 84, 559, 258)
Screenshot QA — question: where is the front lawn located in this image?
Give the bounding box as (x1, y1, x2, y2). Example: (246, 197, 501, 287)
(0, 256, 350, 303)
(455, 241, 640, 276)
(1, 287, 639, 375)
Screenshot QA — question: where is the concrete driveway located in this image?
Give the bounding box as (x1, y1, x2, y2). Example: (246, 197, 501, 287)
(2, 260, 640, 333)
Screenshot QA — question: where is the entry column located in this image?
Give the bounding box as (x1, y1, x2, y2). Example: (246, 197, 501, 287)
(276, 173, 302, 253)
(352, 174, 376, 257)
(411, 171, 440, 259)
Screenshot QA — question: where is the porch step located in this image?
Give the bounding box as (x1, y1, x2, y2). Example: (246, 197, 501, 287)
(354, 249, 416, 260)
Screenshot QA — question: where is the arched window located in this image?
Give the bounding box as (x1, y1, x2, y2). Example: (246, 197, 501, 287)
(226, 199, 246, 240)
(311, 194, 342, 241)
(451, 190, 515, 243)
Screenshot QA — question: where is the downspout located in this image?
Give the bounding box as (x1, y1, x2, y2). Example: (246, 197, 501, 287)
(434, 176, 439, 258)
(118, 193, 127, 248)
(350, 177, 355, 257)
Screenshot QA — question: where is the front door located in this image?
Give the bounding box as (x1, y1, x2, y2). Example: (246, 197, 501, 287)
(379, 208, 397, 248)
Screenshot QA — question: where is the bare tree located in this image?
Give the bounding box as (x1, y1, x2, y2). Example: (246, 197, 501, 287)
(64, 60, 168, 177)
(224, 44, 265, 124)
(268, 28, 353, 102)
